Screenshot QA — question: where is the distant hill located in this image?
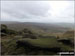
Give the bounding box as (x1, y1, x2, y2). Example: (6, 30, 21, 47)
(55, 23, 74, 29)
(63, 30, 74, 38)
(0, 21, 74, 33)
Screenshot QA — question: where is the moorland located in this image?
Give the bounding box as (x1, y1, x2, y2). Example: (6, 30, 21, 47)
(0, 21, 74, 55)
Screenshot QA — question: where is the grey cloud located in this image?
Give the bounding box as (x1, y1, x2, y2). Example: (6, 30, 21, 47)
(1, 1, 50, 20)
(2, 9, 30, 19)
(1, 1, 74, 23)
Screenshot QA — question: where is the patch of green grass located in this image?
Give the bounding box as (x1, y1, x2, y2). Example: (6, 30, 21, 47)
(19, 37, 74, 52)
(21, 37, 61, 48)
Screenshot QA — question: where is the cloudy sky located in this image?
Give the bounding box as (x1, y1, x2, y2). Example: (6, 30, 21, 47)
(1, 1, 74, 23)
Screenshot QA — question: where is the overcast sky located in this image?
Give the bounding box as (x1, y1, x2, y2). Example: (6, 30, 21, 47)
(1, 1, 74, 23)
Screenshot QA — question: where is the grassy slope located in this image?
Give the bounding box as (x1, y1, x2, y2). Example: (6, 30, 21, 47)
(1, 22, 74, 55)
(22, 38, 60, 48)
(1, 34, 74, 55)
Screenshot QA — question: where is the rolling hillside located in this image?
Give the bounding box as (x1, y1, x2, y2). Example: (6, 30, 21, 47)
(0, 21, 74, 33)
(1, 22, 74, 55)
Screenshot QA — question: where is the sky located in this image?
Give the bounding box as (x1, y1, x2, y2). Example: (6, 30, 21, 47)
(1, 1, 74, 23)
